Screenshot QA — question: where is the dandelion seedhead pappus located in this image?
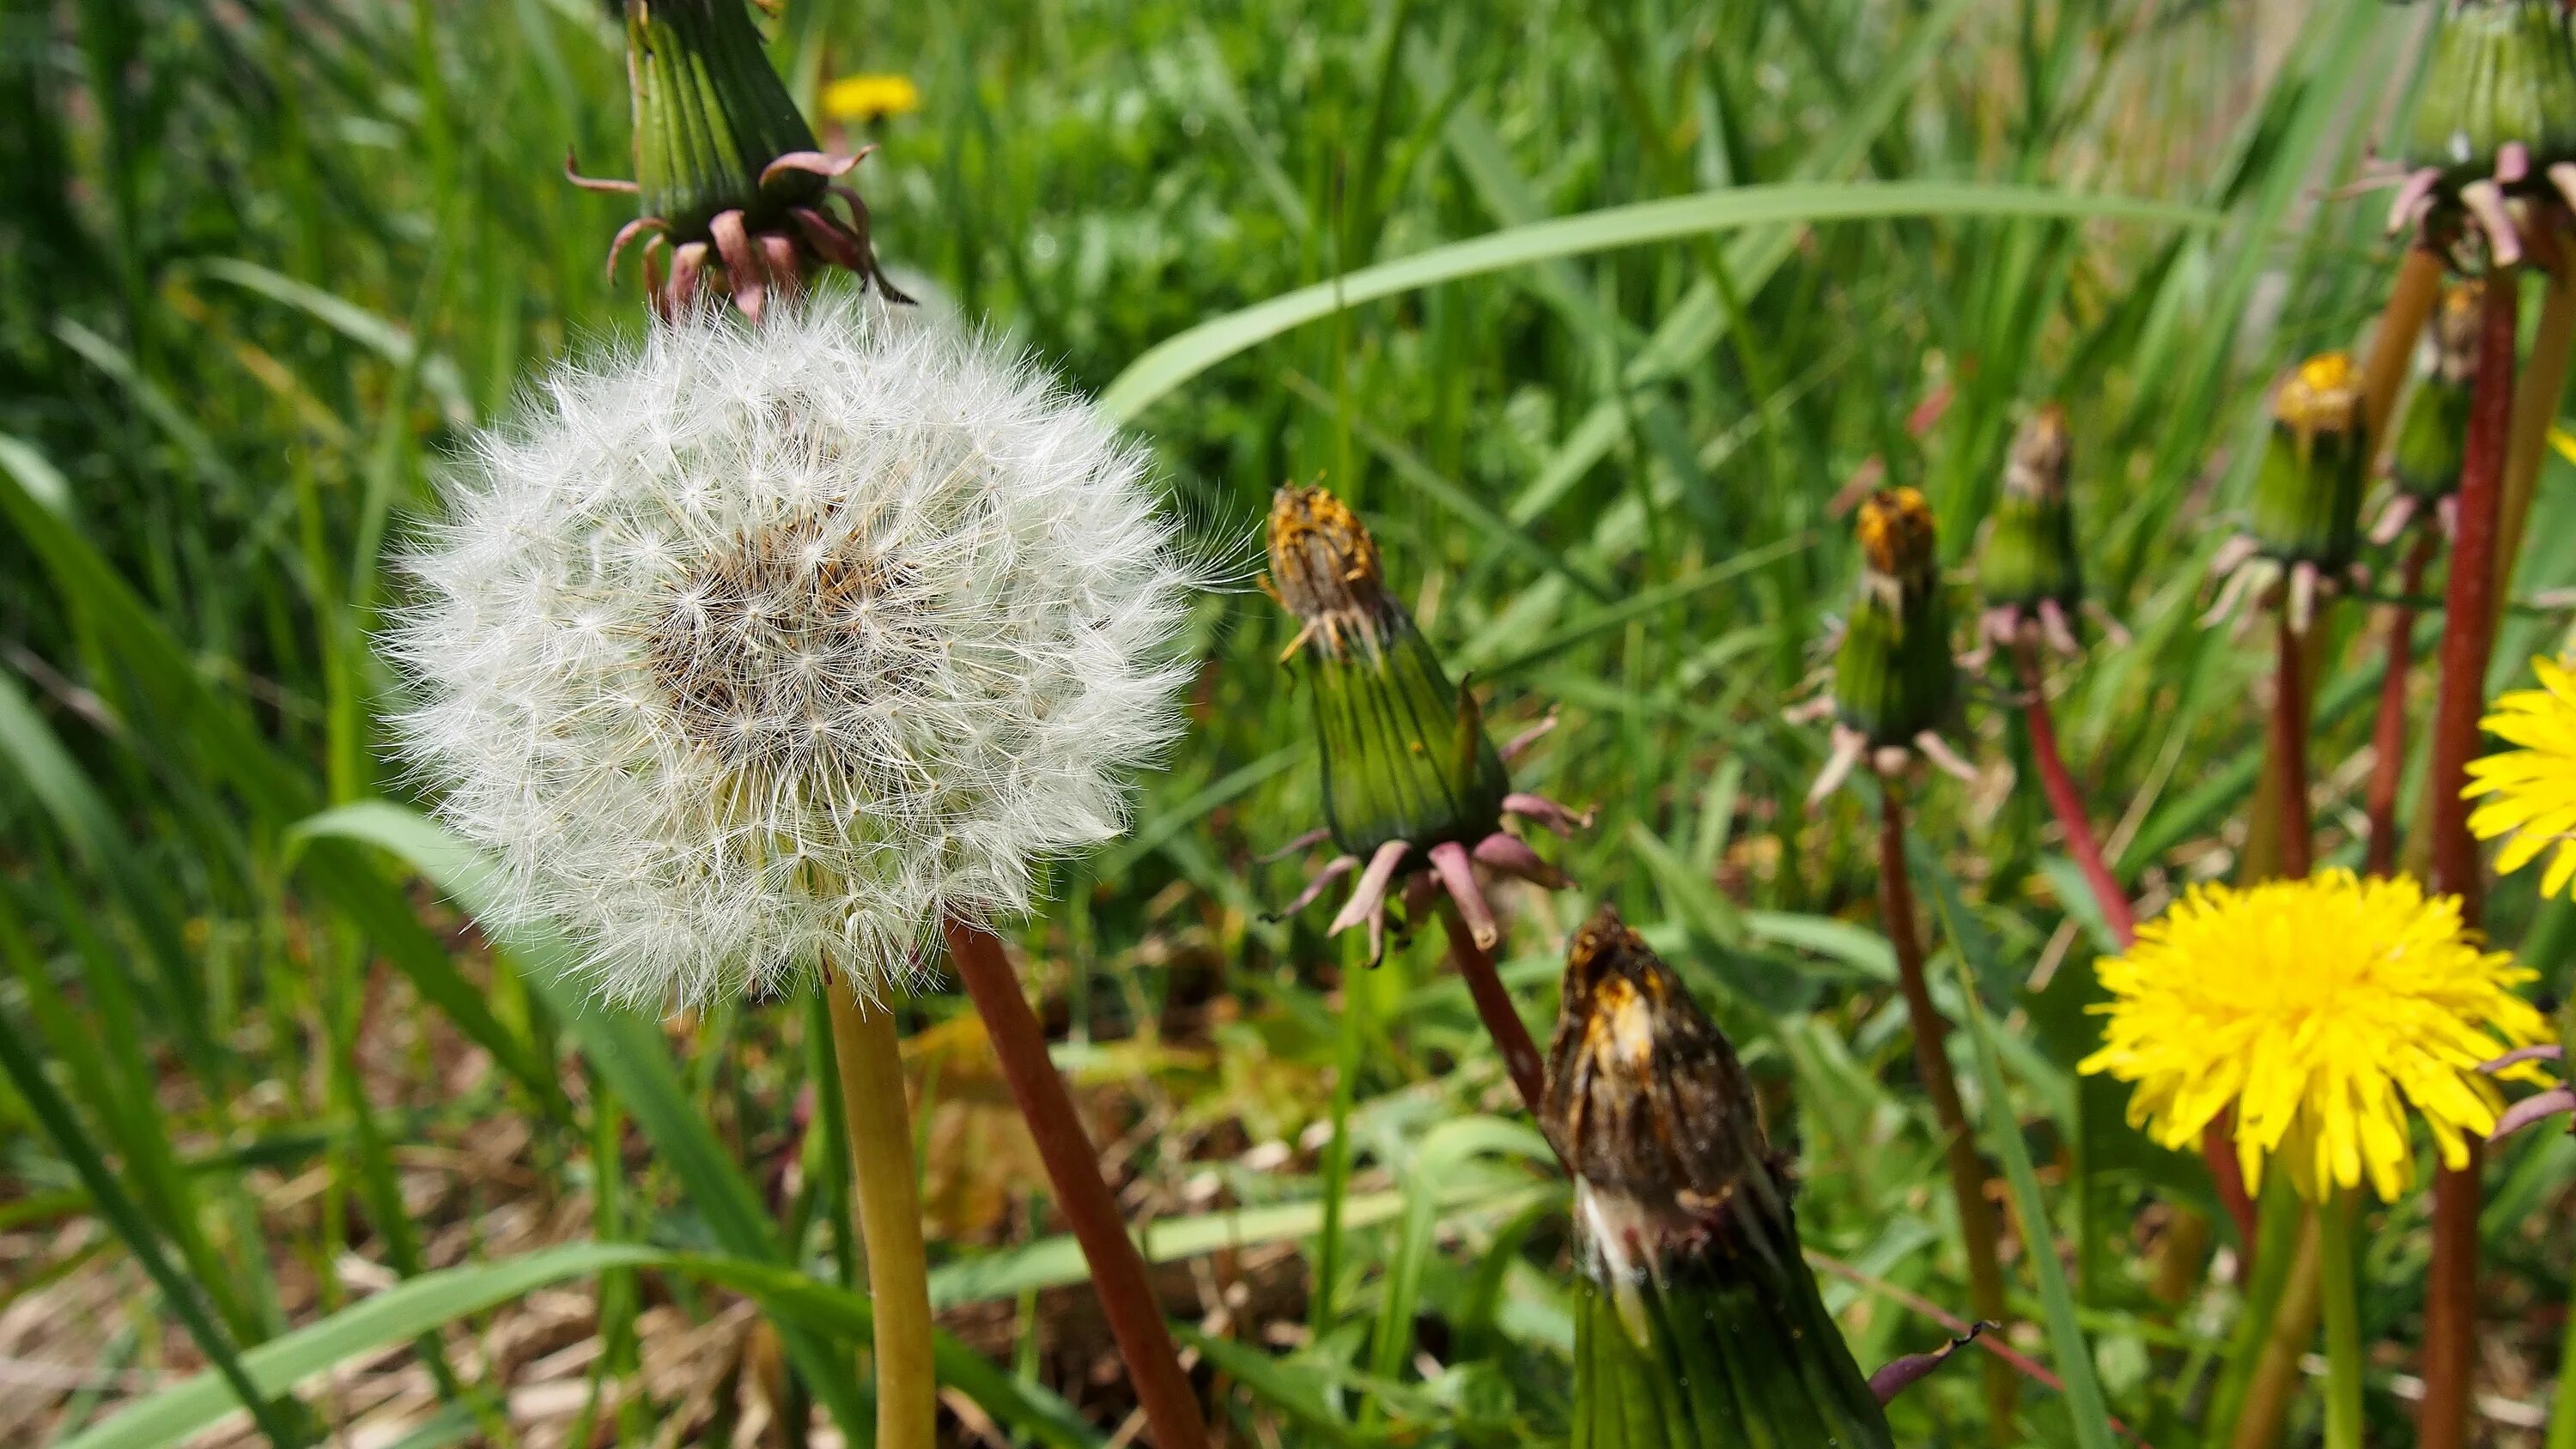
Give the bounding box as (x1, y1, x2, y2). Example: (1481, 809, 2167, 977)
(2204, 352, 2367, 634)
(2081, 870, 2548, 1200)
(1799, 488, 1977, 805)
(1974, 403, 2089, 657)
(386, 296, 1196, 1007)
(2374, 279, 2482, 543)
(570, 0, 908, 320)
(1260, 484, 1590, 961)
(1546, 906, 1897, 1443)
(2384, 0, 2576, 267)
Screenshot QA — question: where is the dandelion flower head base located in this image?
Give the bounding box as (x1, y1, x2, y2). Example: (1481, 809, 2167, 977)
(2080, 870, 2547, 1201)
(389, 298, 1194, 1007)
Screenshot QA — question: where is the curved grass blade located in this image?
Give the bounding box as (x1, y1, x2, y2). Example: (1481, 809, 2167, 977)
(1100, 185, 2217, 423)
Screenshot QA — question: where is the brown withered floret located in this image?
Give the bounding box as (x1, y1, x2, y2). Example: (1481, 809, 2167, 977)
(1542, 905, 1779, 1260)
(1261, 485, 1393, 662)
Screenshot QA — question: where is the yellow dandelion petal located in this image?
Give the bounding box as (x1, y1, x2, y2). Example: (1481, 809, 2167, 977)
(2076, 870, 2544, 1203)
(2465, 658, 2576, 898)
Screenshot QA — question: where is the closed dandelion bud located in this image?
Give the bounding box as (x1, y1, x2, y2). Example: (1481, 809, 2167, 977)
(2392, 281, 2481, 503)
(1267, 486, 1508, 858)
(1263, 485, 1588, 959)
(2251, 352, 2366, 572)
(2390, 0, 2576, 260)
(1546, 906, 1893, 1449)
(581, 0, 904, 318)
(1980, 405, 2079, 612)
(1833, 488, 1954, 748)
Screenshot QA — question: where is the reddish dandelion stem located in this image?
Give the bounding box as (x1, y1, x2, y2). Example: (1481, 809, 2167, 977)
(2417, 264, 2522, 1449)
(2269, 615, 2314, 882)
(1439, 903, 1548, 1114)
(946, 919, 1211, 1449)
(1876, 785, 2017, 1428)
(2013, 640, 2136, 944)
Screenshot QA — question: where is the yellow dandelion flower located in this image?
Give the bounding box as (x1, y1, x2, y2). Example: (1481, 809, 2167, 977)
(823, 73, 922, 123)
(2464, 655, 2576, 897)
(2079, 870, 2544, 1202)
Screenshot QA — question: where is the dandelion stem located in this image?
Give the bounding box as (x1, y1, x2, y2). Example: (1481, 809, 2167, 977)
(2493, 227, 2576, 627)
(2227, 1207, 2324, 1449)
(2011, 640, 2134, 943)
(2418, 260, 2522, 1449)
(2360, 246, 2445, 450)
(2550, 1260, 2576, 1449)
(946, 919, 1210, 1449)
(1440, 902, 1547, 1114)
(2317, 1192, 2365, 1449)
(1875, 784, 2015, 1428)
(2364, 532, 2438, 879)
(823, 977, 938, 1449)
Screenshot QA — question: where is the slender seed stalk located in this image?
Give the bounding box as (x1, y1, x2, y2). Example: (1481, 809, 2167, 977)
(2365, 533, 2439, 878)
(2011, 640, 2134, 943)
(2360, 246, 2445, 450)
(1440, 904, 1547, 1113)
(2316, 1192, 2364, 1449)
(945, 919, 1210, 1449)
(823, 978, 938, 1449)
(1875, 785, 2015, 1428)
(2227, 1210, 2325, 1449)
(2492, 227, 2576, 622)
(2418, 264, 2522, 1449)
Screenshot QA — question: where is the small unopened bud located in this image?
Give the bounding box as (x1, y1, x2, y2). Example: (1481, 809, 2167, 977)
(1834, 488, 1956, 748)
(2251, 353, 2366, 572)
(2390, 0, 2576, 260)
(1262, 486, 1587, 957)
(585, 0, 906, 318)
(1978, 404, 2084, 656)
(1546, 906, 1893, 1449)
(2391, 281, 2481, 505)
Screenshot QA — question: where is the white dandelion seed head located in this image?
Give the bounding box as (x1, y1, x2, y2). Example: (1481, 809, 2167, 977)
(386, 294, 1199, 1008)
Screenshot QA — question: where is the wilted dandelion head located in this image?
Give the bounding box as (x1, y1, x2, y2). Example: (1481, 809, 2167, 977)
(1856, 486, 1937, 588)
(2465, 655, 2576, 894)
(2080, 870, 2546, 1201)
(387, 294, 1198, 1006)
(1262, 484, 1389, 660)
(2001, 403, 2070, 505)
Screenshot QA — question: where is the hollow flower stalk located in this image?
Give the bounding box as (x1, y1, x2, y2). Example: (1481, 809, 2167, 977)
(386, 296, 1200, 1449)
(574, 0, 906, 318)
(1546, 906, 1894, 1449)
(2389, 0, 2576, 264)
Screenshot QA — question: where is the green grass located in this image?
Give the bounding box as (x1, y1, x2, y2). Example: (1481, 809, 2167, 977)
(2, 0, 2571, 1446)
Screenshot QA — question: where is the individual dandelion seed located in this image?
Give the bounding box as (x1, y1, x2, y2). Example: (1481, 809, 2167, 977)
(2079, 870, 2548, 1202)
(1262, 484, 1589, 963)
(2205, 352, 2368, 634)
(1974, 403, 2086, 656)
(2373, 279, 2483, 543)
(2464, 654, 2576, 895)
(2386, 0, 2576, 265)
(1800, 487, 1977, 805)
(569, 0, 906, 319)
(385, 294, 1196, 1010)
(1546, 906, 1899, 1448)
